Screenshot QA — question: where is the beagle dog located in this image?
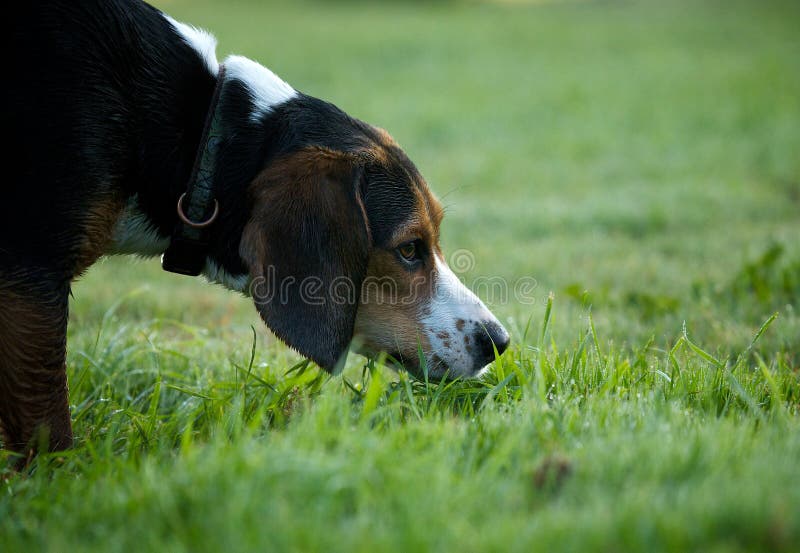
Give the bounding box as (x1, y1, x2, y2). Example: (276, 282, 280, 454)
(1, 0, 509, 460)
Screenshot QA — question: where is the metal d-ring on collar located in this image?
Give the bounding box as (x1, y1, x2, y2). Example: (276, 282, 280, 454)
(161, 64, 227, 276)
(176, 192, 219, 228)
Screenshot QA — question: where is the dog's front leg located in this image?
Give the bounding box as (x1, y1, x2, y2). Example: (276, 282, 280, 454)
(0, 276, 72, 468)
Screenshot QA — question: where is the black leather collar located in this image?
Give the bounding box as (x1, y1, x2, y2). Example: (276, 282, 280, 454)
(162, 64, 227, 276)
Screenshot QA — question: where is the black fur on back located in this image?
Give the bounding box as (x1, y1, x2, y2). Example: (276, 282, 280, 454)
(5, 0, 220, 276)
(3, 0, 423, 282)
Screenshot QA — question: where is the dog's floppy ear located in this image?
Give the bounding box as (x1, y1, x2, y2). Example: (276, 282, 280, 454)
(240, 147, 371, 371)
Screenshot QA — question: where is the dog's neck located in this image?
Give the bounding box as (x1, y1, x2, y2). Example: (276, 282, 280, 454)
(109, 14, 297, 292)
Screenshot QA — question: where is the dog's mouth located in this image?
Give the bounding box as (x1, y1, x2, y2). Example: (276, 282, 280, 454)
(351, 342, 420, 377)
(387, 351, 431, 380)
(351, 324, 506, 381)
(357, 348, 458, 381)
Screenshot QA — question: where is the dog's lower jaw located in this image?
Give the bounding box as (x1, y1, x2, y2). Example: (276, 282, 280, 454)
(353, 344, 492, 381)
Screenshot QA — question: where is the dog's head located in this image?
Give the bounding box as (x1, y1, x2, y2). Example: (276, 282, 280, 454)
(240, 96, 509, 379)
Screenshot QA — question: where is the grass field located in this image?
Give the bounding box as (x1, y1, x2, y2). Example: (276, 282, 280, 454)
(3, 0, 800, 551)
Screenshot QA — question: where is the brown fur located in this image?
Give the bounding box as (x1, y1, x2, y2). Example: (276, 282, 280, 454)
(353, 249, 437, 363)
(352, 143, 448, 367)
(385, 185, 443, 249)
(348, 141, 448, 365)
(355, 246, 435, 365)
(241, 142, 448, 372)
(241, 146, 367, 273)
(0, 280, 72, 467)
(75, 195, 126, 275)
(240, 146, 373, 369)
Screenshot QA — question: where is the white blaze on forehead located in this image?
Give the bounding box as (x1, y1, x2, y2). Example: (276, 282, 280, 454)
(421, 256, 498, 376)
(164, 15, 220, 74)
(223, 55, 297, 122)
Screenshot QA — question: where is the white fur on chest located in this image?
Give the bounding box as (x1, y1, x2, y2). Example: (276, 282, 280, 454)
(109, 196, 170, 256)
(203, 260, 250, 294)
(109, 198, 250, 293)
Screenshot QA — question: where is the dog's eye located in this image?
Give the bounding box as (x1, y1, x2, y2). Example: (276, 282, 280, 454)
(397, 241, 419, 262)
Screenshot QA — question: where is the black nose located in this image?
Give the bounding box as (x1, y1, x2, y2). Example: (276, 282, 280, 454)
(475, 321, 511, 363)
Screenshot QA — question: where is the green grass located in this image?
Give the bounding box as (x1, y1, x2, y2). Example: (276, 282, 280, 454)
(3, 0, 800, 551)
